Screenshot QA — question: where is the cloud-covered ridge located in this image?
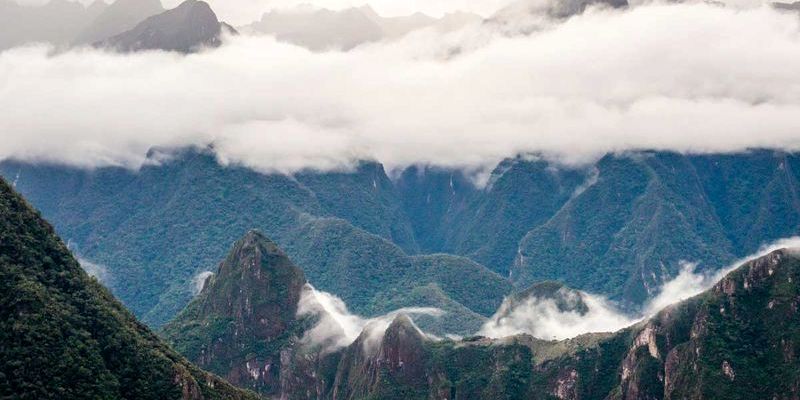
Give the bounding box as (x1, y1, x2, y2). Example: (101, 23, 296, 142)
(3, 3, 800, 173)
(479, 237, 800, 340)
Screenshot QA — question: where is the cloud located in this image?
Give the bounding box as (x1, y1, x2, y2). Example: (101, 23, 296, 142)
(3, 3, 800, 174)
(297, 284, 442, 353)
(479, 236, 800, 340)
(11, 0, 509, 25)
(643, 236, 800, 313)
(478, 290, 638, 339)
(191, 271, 214, 295)
(77, 256, 111, 284)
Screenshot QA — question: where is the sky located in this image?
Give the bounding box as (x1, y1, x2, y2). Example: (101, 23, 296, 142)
(3, 1, 800, 175)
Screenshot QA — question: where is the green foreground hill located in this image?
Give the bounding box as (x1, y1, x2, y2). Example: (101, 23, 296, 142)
(0, 177, 258, 400)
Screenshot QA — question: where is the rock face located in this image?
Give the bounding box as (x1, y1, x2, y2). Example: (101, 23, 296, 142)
(99, 0, 232, 53)
(0, 177, 258, 400)
(163, 230, 308, 395)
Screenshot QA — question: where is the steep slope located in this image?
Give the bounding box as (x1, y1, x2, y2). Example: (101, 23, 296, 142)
(7, 149, 800, 329)
(443, 157, 590, 274)
(0, 177, 258, 400)
(162, 230, 308, 395)
(511, 151, 799, 306)
(281, 218, 509, 334)
(74, 0, 164, 45)
(99, 0, 231, 53)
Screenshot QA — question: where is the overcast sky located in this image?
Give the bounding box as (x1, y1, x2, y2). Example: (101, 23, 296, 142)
(3, 1, 800, 174)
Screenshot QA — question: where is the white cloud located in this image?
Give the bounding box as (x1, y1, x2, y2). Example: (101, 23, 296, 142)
(77, 256, 111, 284)
(479, 237, 800, 340)
(478, 289, 638, 339)
(3, 3, 800, 174)
(643, 236, 800, 313)
(191, 271, 214, 295)
(297, 284, 442, 353)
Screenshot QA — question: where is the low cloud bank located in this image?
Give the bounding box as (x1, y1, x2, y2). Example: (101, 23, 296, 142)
(3, 3, 800, 173)
(480, 237, 800, 340)
(297, 284, 442, 353)
(478, 290, 638, 340)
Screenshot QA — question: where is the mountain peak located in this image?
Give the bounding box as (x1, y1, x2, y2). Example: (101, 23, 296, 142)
(163, 230, 307, 393)
(98, 0, 228, 53)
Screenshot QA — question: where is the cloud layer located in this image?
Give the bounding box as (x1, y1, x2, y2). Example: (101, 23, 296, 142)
(479, 237, 800, 340)
(3, 3, 800, 173)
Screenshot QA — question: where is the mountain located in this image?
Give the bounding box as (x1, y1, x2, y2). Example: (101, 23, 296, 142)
(241, 5, 480, 51)
(0, 0, 107, 50)
(98, 0, 233, 53)
(511, 151, 800, 306)
(164, 235, 800, 398)
(162, 230, 308, 395)
(0, 177, 258, 399)
(0, 148, 509, 332)
(5, 149, 800, 328)
(73, 0, 164, 45)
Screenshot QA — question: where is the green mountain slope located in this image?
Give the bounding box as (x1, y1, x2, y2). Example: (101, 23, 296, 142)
(6, 149, 800, 327)
(511, 151, 800, 306)
(165, 229, 800, 399)
(332, 248, 800, 399)
(0, 178, 258, 400)
(0, 148, 439, 327)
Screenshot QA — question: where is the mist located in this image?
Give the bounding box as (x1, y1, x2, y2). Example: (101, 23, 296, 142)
(77, 256, 111, 284)
(191, 271, 214, 295)
(479, 237, 800, 340)
(3, 3, 800, 173)
(297, 284, 442, 353)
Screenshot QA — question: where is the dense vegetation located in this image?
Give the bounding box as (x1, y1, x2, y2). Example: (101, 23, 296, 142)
(4, 149, 800, 328)
(301, 249, 800, 399)
(0, 178, 258, 400)
(162, 230, 311, 395)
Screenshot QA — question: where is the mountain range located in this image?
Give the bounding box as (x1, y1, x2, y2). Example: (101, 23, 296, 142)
(4, 172, 800, 398)
(4, 148, 800, 334)
(162, 222, 800, 399)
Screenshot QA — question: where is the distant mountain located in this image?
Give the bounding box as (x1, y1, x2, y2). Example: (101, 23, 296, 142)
(5, 149, 800, 328)
(98, 0, 233, 53)
(73, 0, 164, 45)
(0, 0, 106, 50)
(0, 177, 258, 399)
(241, 5, 481, 51)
